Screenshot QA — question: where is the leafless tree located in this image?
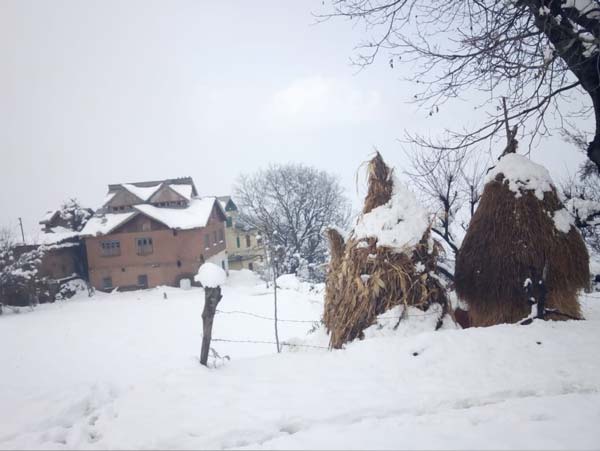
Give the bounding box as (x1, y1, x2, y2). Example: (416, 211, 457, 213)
(235, 164, 351, 279)
(320, 0, 600, 173)
(406, 148, 488, 256)
(561, 167, 600, 254)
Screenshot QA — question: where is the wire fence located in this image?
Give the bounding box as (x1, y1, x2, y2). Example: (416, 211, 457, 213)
(215, 308, 441, 324)
(208, 307, 443, 354)
(209, 337, 329, 350)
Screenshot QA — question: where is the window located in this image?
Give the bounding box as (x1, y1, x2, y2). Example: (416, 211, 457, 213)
(101, 240, 121, 257)
(177, 260, 182, 268)
(213, 230, 218, 245)
(236, 236, 240, 248)
(246, 234, 251, 248)
(102, 277, 113, 290)
(205, 234, 210, 248)
(137, 274, 148, 289)
(136, 237, 153, 255)
(218, 229, 224, 242)
(226, 217, 233, 228)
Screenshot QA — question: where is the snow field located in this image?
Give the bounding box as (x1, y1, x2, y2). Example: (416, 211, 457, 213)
(0, 270, 599, 449)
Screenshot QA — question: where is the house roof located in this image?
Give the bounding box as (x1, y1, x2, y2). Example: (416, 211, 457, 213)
(106, 177, 198, 204)
(81, 197, 225, 236)
(80, 211, 139, 236)
(217, 195, 238, 212)
(134, 197, 219, 230)
(122, 183, 162, 202)
(27, 227, 82, 246)
(80, 177, 226, 237)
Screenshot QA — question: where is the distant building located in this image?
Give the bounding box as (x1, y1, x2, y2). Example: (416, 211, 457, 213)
(218, 196, 264, 271)
(81, 178, 227, 291)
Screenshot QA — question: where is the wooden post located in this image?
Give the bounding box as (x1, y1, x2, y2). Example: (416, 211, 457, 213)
(200, 286, 222, 366)
(273, 262, 280, 353)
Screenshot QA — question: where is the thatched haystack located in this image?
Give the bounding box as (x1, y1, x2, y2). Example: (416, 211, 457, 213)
(455, 153, 590, 327)
(324, 153, 450, 349)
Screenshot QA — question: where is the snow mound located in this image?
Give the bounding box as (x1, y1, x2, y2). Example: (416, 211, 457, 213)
(353, 177, 430, 250)
(487, 154, 554, 199)
(277, 274, 302, 290)
(552, 208, 574, 234)
(195, 263, 226, 288)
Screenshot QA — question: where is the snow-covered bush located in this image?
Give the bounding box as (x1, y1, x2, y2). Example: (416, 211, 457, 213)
(56, 199, 92, 232)
(55, 278, 88, 301)
(0, 244, 50, 308)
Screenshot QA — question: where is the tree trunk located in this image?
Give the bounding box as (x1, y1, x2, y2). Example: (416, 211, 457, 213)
(588, 94, 600, 172)
(200, 286, 222, 367)
(528, 0, 600, 173)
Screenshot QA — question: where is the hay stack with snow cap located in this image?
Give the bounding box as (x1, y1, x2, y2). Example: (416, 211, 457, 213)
(324, 153, 449, 349)
(455, 153, 589, 327)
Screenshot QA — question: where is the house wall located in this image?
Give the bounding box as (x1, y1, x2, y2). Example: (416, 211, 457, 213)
(39, 245, 81, 280)
(224, 210, 264, 271)
(85, 214, 226, 290)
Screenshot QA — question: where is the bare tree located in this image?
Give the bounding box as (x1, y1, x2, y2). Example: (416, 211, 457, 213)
(561, 168, 600, 254)
(235, 164, 351, 279)
(320, 0, 600, 173)
(406, 148, 464, 255)
(406, 148, 487, 254)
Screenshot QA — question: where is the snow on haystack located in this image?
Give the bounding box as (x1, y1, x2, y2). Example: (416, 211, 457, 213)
(353, 177, 430, 251)
(195, 262, 226, 288)
(323, 153, 450, 349)
(486, 153, 553, 200)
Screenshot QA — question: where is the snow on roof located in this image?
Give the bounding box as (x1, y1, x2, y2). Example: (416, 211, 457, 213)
(28, 227, 81, 245)
(80, 211, 138, 236)
(168, 183, 194, 201)
(133, 197, 217, 230)
(122, 183, 162, 201)
(195, 262, 227, 287)
(40, 210, 58, 224)
(486, 154, 554, 200)
(353, 177, 430, 251)
(102, 192, 116, 207)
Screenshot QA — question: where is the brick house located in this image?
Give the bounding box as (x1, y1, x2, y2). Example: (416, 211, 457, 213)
(81, 178, 227, 291)
(218, 196, 264, 271)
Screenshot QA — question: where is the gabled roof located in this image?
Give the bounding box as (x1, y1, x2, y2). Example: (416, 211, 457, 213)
(81, 197, 226, 237)
(106, 177, 198, 204)
(134, 197, 221, 230)
(217, 195, 238, 212)
(80, 211, 139, 237)
(122, 183, 162, 202)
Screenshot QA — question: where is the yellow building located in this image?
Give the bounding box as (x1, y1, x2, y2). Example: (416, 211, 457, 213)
(218, 196, 264, 271)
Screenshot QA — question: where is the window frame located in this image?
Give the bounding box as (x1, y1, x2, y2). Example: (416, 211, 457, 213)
(100, 240, 121, 257)
(135, 237, 154, 256)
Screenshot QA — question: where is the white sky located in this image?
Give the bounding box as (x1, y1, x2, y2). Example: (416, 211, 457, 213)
(0, 0, 590, 237)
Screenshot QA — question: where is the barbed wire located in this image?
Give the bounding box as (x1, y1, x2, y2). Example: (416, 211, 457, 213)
(215, 309, 318, 323)
(215, 308, 441, 323)
(209, 337, 329, 350)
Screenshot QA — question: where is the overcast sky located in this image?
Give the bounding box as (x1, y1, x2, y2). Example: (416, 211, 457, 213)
(0, 0, 590, 237)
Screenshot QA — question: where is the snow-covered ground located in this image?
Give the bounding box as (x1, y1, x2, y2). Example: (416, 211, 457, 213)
(1, 270, 599, 450)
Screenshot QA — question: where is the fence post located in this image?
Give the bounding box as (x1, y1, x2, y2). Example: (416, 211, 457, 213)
(200, 286, 222, 366)
(273, 263, 280, 353)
